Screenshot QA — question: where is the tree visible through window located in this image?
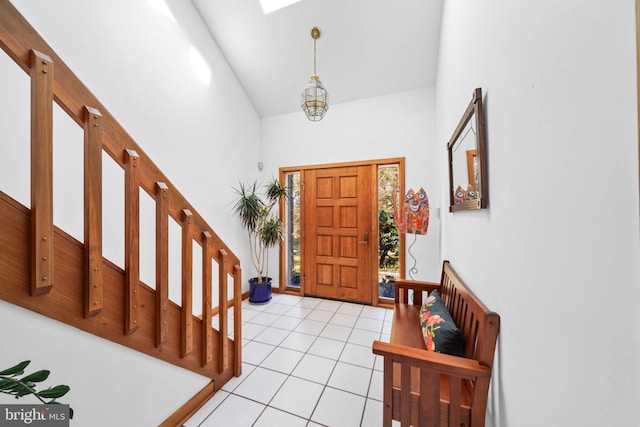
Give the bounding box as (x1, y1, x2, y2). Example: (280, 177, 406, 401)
(285, 172, 301, 288)
(378, 165, 399, 299)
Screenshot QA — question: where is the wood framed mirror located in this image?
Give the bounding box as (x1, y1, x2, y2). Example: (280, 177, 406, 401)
(447, 88, 487, 212)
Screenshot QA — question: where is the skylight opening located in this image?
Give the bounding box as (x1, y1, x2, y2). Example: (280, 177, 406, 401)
(148, 0, 177, 23)
(190, 46, 211, 85)
(259, 0, 303, 14)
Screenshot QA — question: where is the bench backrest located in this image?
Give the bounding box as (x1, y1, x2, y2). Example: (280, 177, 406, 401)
(439, 261, 500, 368)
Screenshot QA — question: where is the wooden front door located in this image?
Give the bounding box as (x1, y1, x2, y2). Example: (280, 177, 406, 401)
(303, 165, 373, 304)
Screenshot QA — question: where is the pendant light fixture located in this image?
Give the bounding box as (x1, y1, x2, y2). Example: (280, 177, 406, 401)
(301, 27, 329, 121)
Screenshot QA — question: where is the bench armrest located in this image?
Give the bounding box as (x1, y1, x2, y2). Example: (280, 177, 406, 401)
(391, 279, 441, 304)
(372, 340, 492, 379)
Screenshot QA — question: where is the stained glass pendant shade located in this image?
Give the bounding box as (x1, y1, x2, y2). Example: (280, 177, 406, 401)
(301, 27, 329, 121)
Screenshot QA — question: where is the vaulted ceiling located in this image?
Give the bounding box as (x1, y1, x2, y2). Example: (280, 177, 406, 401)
(191, 0, 443, 118)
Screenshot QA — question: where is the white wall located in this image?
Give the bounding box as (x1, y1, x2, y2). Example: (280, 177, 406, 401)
(436, 1, 640, 426)
(0, 301, 209, 426)
(1, 0, 260, 424)
(260, 88, 442, 285)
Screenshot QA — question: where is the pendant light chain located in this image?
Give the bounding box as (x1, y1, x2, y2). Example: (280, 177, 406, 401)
(300, 26, 329, 121)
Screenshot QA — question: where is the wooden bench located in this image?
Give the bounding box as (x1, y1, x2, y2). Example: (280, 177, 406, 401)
(372, 261, 500, 427)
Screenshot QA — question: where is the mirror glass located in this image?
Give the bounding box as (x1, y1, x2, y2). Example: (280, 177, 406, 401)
(447, 88, 487, 211)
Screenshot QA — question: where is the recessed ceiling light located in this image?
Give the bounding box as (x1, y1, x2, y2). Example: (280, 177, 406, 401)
(259, 0, 303, 14)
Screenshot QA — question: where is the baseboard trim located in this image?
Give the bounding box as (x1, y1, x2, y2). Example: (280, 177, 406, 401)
(159, 380, 216, 427)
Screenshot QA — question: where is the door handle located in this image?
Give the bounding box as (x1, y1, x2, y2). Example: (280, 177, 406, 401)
(359, 232, 369, 245)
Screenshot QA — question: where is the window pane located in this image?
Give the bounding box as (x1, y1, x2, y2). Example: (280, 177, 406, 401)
(378, 165, 399, 299)
(285, 172, 301, 288)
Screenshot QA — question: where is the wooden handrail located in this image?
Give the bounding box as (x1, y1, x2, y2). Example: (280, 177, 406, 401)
(0, 0, 242, 385)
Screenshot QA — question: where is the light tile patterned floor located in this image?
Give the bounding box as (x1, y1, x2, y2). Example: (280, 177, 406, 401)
(184, 293, 397, 427)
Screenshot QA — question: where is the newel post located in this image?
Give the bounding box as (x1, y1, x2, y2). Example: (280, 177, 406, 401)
(29, 50, 54, 296)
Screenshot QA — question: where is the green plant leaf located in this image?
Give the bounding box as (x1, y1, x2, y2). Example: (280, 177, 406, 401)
(37, 385, 70, 399)
(14, 384, 34, 397)
(0, 362, 72, 418)
(20, 370, 50, 383)
(260, 216, 283, 248)
(1, 380, 27, 393)
(0, 379, 17, 390)
(0, 361, 30, 376)
(232, 181, 263, 232)
(264, 178, 288, 203)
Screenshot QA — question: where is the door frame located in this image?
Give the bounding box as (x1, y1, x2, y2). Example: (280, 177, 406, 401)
(279, 157, 405, 307)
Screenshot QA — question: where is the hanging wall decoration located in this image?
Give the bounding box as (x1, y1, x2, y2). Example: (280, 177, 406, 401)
(396, 187, 430, 235)
(395, 187, 430, 279)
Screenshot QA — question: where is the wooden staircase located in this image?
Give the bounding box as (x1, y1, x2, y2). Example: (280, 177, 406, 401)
(0, 0, 242, 387)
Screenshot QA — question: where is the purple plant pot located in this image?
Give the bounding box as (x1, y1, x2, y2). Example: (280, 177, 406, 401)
(249, 278, 272, 304)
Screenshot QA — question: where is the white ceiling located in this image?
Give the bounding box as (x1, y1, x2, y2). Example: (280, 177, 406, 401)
(191, 0, 443, 118)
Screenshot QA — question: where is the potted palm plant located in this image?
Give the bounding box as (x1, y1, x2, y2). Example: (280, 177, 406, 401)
(232, 178, 287, 303)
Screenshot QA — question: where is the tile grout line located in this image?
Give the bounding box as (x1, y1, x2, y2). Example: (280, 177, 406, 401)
(201, 295, 391, 426)
(232, 298, 340, 426)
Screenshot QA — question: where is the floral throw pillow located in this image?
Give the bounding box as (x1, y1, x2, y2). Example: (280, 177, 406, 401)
(418, 290, 464, 356)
